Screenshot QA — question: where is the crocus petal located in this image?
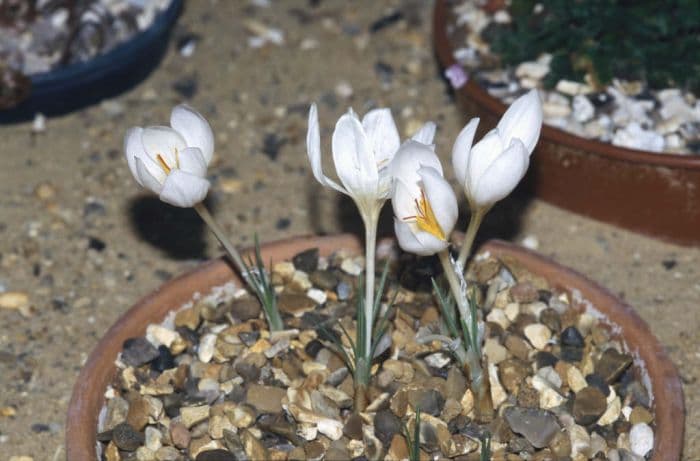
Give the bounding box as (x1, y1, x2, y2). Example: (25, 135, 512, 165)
(159, 170, 210, 208)
(135, 157, 166, 193)
(412, 228, 450, 255)
(332, 110, 378, 197)
(177, 147, 208, 178)
(124, 127, 146, 186)
(391, 178, 419, 225)
(170, 104, 215, 164)
(472, 139, 529, 207)
(306, 104, 347, 194)
(467, 129, 504, 189)
(496, 90, 542, 154)
(451, 117, 479, 185)
(389, 140, 443, 190)
(141, 126, 187, 168)
(362, 108, 400, 167)
(394, 219, 437, 256)
(410, 121, 437, 146)
(418, 166, 458, 238)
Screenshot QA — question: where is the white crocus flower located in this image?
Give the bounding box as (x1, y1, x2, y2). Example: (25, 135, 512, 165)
(124, 104, 214, 208)
(452, 89, 542, 210)
(391, 141, 458, 256)
(452, 89, 543, 267)
(306, 103, 435, 221)
(306, 104, 435, 386)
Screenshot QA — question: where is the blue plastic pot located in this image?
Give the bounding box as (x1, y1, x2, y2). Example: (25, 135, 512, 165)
(0, 0, 182, 123)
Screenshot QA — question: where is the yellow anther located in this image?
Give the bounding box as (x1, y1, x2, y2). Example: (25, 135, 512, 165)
(156, 154, 172, 174)
(403, 189, 445, 240)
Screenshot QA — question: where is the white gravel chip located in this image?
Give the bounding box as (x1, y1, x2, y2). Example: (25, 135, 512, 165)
(630, 422, 654, 457)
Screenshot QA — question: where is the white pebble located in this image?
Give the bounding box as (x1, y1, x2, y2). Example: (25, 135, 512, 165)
(612, 122, 664, 152)
(521, 235, 539, 250)
(198, 333, 217, 363)
(146, 324, 180, 348)
(334, 81, 353, 99)
(572, 95, 595, 123)
(630, 422, 654, 457)
(524, 323, 552, 350)
(306, 288, 327, 305)
(516, 61, 549, 80)
(340, 258, 362, 276)
(555, 79, 593, 96)
(32, 113, 46, 133)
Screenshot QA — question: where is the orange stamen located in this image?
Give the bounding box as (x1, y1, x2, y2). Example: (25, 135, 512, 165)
(402, 189, 445, 240)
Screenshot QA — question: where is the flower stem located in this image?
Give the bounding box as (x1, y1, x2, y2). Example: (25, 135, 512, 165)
(363, 215, 378, 359)
(457, 208, 486, 269)
(194, 203, 248, 276)
(437, 250, 484, 401)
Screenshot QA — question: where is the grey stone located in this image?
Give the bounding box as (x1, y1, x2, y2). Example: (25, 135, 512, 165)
(292, 248, 319, 272)
(504, 407, 561, 448)
(112, 422, 144, 451)
(121, 337, 159, 367)
(374, 409, 402, 445)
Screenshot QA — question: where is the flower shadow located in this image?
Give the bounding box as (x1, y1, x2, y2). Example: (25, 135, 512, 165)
(127, 196, 208, 260)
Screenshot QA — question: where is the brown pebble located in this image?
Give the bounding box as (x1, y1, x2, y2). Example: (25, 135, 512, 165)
(125, 396, 149, 431)
(517, 384, 539, 408)
(573, 387, 608, 425)
(498, 359, 530, 395)
(629, 406, 653, 425)
(548, 430, 571, 457)
(175, 305, 202, 330)
(170, 421, 191, 449)
(474, 258, 501, 283)
(510, 282, 539, 303)
(504, 334, 532, 361)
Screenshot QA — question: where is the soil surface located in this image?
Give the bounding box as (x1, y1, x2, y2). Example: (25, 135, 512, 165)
(0, 1, 698, 459)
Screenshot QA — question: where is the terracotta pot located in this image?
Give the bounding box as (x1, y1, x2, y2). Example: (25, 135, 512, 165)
(433, 0, 700, 246)
(66, 234, 684, 460)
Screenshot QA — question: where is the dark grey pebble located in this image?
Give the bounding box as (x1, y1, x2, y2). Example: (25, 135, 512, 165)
(238, 330, 261, 347)
(585, 373, 610, 396)
(504, 407, 560, 448)
(235, 361, 261, 382)
(374, 409, 402, 445)
(150, 345, 175, 372)
(121, 337, 159, 367)
(292, 248, 319, 273)
(560, 326, 585, 348)
(196, 448, 239, 461)
(535, 351, 558, 369)
(112, 422, 144, 451)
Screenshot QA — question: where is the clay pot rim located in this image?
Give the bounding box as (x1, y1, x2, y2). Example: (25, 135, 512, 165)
(65, 233, 684, 461)
(432, 0, 700, 171)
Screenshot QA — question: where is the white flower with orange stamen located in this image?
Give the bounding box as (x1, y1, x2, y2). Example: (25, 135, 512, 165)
(390, 141, 458, 256)
(124, 104, 214, 208)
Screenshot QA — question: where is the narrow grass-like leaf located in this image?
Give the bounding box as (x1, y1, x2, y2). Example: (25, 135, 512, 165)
(241, 234, 283, 331)
(469, 292, 480, 355)
(480, 433, 491, 461)
(372, 260, 391, 324)
(410, 407, 421, 461)
(432, 277, 459, 338)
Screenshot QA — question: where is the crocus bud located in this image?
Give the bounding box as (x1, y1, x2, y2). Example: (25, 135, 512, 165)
(452, 90, 542, 209)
